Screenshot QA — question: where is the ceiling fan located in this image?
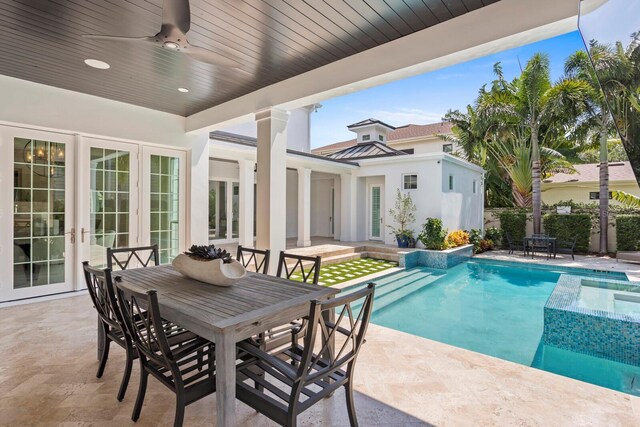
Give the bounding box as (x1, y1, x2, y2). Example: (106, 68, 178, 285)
(83, 0, 242, 69)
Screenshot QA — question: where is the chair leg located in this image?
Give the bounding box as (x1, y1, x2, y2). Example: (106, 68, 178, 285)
(117, 346, 134, 402)
(173, 391, 186, 427)
(345, 381, 359, 427)
(132, 365, 148, 422)
(96, 336, 111, 379)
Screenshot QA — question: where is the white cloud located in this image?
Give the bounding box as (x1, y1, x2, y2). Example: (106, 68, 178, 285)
(363, 108, 445, 125)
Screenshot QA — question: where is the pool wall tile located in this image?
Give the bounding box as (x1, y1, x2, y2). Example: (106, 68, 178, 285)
(401, 245, 473, 269)
(544, 274, 640, 366)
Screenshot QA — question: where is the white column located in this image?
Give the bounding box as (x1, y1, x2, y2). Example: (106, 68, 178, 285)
(255, 108, 289, 273)
(297, 167, 311, 247)
(238, 159, 255, 248)
(188, 132, 210, 246)
(340, 173, 357, 242)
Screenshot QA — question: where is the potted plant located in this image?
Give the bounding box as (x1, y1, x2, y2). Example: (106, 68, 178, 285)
(387, 189, 417, 248)
(172, 244, 246, 286)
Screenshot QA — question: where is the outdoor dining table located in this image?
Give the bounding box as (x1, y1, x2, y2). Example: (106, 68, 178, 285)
(110, 264, 340, 427)
(524, 236, 557, 258)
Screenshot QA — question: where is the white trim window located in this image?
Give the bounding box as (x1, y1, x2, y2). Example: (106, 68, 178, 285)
(443, 143, 453, 153)
(402, 173, 418, 190)
(362, 134, 371, 141)
(448, 174, 454, 191)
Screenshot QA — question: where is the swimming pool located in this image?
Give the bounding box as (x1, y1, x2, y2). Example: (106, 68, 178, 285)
(351, 259, 640, 396)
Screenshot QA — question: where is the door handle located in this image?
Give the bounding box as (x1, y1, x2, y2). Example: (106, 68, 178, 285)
(65, 227, 76, 244)
(81, 227, 89, 243)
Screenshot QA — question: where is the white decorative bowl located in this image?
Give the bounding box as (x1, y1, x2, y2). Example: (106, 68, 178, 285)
(172, 254, 246, 286)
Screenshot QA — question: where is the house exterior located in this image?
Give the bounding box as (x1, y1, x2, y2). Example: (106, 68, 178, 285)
(542, 162, 640, 205)
(311, 120, 456, 156)
(209, 117, 484, 249)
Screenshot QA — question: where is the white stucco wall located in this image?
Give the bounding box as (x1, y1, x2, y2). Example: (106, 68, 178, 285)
(390, 138, 454, 155)
(286, 108, 311, 153)
(355, 153, 483, 245)
(209, 159, 239, 180)
(440, 158, 484, 231)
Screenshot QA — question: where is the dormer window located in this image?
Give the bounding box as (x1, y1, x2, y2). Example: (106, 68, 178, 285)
(362, 134, 370, 142)
(379, 135, 384, 141)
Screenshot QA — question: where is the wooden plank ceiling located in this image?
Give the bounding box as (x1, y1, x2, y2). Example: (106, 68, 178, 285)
(0, 0, 499, 116)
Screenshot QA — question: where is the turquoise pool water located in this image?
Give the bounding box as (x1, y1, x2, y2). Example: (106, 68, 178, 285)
(354, 260, 640, 395)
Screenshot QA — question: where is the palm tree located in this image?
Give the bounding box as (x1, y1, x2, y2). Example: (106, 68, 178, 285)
(477, 54, 591, 233)
(565, 49, 615, 254)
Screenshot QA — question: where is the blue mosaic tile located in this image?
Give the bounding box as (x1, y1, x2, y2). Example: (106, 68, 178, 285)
(543, 274, 640, 366)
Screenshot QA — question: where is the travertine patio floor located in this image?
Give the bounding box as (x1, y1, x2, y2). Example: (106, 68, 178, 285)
(1, 294, 639, 426)
(475, 250, 640, 281)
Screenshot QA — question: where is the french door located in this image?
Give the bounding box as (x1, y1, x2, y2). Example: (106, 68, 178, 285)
(369, 185, 383, 240)
(1, 125, 188, 302)
(0, 126, 76, 302)
(77, 138, 139, 270)
(140, 146, 186, 264)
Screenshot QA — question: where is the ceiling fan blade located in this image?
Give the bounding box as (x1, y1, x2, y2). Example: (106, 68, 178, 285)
(162, 0, 191, 34)
(183, 44, 242, 68)
(83, 34, 156, 43)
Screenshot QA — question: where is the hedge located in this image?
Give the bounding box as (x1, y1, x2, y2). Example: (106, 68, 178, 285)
(542, 214, 591, 253)
(498, 210, 527, 247)
(616, 215, 640, 251)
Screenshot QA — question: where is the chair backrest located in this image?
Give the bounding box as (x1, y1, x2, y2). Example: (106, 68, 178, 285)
(236, 246, 270, 274)
(107, 245, 159, 271)
(114, 281, 174, 368)
(532, 233, 548, 239)
(296, 283, 375, 391)
(82, 261, 123, 334)
(276, 252, 321, 284)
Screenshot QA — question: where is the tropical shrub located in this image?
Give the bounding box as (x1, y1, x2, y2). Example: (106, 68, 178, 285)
(542, 214, 591, 253)
(418, 218, 447, 250)
(616, 215, 640, 251)
(445, 229, 470, 248)
(479, 239, 494, 252)
(498, 210, 527, 247)
(484, 227, 502, 248)
(469, 229, 483, 254)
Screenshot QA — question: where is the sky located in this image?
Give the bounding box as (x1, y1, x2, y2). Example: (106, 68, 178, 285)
(222, 30, 589, 149)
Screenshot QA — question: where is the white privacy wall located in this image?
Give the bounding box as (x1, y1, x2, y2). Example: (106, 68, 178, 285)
(440, 157, 484, 231)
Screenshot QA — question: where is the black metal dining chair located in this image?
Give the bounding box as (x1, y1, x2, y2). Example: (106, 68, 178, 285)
(556, 236, 578, 260)
(505, 231, 526, 255)
(236, 246, 270, 274)
(276, 252, 321, 285)
(114, 281, 217, 427)
(82, 261, 137, 402)
(236, 283, 376, 427)
(107, 245, 159, 271)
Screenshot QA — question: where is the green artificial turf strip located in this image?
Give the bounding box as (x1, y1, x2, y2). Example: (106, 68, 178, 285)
(289, 257, 397, 286)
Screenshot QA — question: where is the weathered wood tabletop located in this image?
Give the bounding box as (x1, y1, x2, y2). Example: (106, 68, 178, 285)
(115, 265, 340, 427)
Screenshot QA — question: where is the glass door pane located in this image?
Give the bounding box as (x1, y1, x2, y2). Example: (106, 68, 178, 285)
(232, 182, 239, 239)
(370, 186, 381, 239)
(89, 147, 131, 267)
(12, 137, 71, 290)
(150, 154, 181, 264)
(209, 180, 227, 240)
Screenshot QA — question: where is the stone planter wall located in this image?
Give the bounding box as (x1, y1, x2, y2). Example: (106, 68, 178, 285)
(399, 244, 473, 269)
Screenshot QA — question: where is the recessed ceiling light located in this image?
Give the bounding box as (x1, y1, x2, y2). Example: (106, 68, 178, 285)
(178, 87, 189, 93)
(164, 41, 179, 49)
(84, 59, 110, 69)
